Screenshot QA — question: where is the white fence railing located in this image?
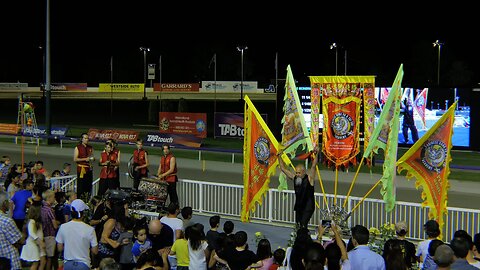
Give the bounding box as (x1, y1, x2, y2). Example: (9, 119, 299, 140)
(49, 175, 77, 192)
(83, 177, 480, 241)
(177, 179, 480, 241)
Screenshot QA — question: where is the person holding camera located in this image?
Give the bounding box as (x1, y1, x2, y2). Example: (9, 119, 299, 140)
(98, 142, 119, 196)
(277, 146, 319, 229)
(74, 133, 95, 199)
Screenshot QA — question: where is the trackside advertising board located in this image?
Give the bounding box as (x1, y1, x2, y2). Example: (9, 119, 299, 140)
(159, 112, 207, 138)
(214, 112, 267, 139)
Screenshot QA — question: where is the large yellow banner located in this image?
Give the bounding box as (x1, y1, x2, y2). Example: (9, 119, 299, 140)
(99, 84, 144, 92)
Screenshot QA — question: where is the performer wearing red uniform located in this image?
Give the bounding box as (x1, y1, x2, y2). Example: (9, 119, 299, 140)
(133, 139, 149, 190)
(74, 133, 94, 199)
(157, 144, 178, 205)
(98, 142, 119, 196)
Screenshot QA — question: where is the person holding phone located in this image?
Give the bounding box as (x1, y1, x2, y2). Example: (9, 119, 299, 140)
(277, 146, 319, 229)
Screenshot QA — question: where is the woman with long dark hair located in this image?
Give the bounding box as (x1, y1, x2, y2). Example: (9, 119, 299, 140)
(256, 238, 273, 269)
(97, 200, 127, 260)
(188, 223, 209, 269)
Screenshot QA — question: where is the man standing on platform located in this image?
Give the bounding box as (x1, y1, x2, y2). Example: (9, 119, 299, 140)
(74, 133, 94, 199)
(157, 144, 178, 205)
(277, 146, 319, 228)
(133, 139, 149, 190)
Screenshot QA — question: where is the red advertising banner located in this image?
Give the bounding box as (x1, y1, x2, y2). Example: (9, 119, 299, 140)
(49, 83, 88, 91)
(159, 112, 207, 138)
(0, 123, 19, 134)
(153, 83, 199, 92)
(87, 129, 139, 143)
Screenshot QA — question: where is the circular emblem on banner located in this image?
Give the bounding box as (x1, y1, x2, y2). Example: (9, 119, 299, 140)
(331, 112, 354, 140)
(196, 119, 206, 133)
(421, 140, 447, 172)
(159, 117, 170, 131)
(416, 95, 425, 108)
(254, 137, 270, 166)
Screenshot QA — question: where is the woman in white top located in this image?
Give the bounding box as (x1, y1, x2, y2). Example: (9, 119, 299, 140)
(20, 205, 46, 270)
(188, 224, 210, 270)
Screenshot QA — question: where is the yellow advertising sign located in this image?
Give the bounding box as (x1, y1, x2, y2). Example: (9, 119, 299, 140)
(99, 84, 144, 92)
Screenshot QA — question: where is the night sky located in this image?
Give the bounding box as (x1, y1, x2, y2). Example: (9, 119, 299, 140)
(1, 1, 478, 88)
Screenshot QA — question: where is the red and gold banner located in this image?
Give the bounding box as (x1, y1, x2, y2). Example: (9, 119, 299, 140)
(397, 102, 456, 237)
(322, 96, 361, 166)
(309, 76, 375, 168)
(242, 96, 280, 222)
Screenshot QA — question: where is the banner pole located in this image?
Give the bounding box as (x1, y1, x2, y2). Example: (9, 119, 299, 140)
(334, 167, 338, 205)
(349, 178, 381, 214)
(343, 156, 365, 208)
(315, 165, 329, 212)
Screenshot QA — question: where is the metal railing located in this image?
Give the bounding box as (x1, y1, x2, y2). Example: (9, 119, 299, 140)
(177, 179, 480, 241)
(48, 175, 77, 192)
(82, 177, 480, 241)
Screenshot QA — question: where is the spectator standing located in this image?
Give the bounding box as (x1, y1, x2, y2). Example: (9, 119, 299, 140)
(382, 221, 416, 268)
(269, 248, 286, 270)
(206, 215, 221, 251)
(131, 225, 152, 263)
(20, 204, 46, 270)
(56, 199, 98, 270)
(170, 228, 189, 270)
(0, 156, 11, 189)
(181, 206, 194, 230)
(116, 217, 136, 270)
(449, 237, 478, 270)
(0, 191, 24, 270)
(41, 190, 59, 270)
(417, 220, 441, 268)
(160, 202, 183, 242)
(187, 224, 209, 270)
(256, 238, 274, 270)
(219, 231, 259, 270)
(347, 225, 385, 270)
(10, 179, 34, 230)
(60, 163, 71, 177)
(98, 142, 119, 196)
(147, 219, 173, 254)
(434, 244, 455, 270)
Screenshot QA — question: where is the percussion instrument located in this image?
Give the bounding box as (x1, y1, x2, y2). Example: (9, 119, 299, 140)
(138, 177, 169, 209)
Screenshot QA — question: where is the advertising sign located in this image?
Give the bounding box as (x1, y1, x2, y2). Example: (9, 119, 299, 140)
(0, 123, 19, 134)
(99, 84, 144, 92)
(87, 129, 139, 143)
(145, 132, 203, 148)
(200, 81, 260, 93)
(23, 126, 68, 137)
(153, 83, 199, 92)
(48, 83, 87, 91)
(159, 112, 207, 138)
(214, 112, 267, 139)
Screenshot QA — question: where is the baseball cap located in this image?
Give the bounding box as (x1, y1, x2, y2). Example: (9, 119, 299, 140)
(71, 199, 89, 214)
(395, 221, 408, 234)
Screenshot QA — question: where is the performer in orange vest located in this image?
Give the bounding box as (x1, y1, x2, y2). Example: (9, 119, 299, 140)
(98, 142, 119, 196)
(157, 144, 178, 205)
(133, 139, 149, 190)
(74, 133, 94, 199)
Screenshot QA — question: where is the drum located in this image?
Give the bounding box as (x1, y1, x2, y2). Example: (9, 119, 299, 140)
(138, 177, 169, 205)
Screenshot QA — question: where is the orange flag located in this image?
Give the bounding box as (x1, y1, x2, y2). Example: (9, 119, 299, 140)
(241, 96, 280, 222)
(397, 102, 456, 236)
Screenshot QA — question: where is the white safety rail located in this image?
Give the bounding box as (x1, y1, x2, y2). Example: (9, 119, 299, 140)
(177, 179, 480, 241)
(49, 175, 77, 192)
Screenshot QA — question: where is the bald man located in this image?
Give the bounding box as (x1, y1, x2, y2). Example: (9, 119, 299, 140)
(148, 219, 174, 253)
(278, 147, 319, 228)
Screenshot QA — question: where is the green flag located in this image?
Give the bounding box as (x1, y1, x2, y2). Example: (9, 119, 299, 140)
(363, 64, 404, 158)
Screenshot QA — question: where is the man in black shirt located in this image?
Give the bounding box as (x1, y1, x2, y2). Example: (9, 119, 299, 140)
(383, 221, 416, 268)
(148, 219, 174, 252)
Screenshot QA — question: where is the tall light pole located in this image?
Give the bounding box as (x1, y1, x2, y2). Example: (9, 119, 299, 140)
(237, 45, 248, 101)
(330, 43, 338, 75)
(433, 40, 444, 86)
(139, 46, 150, 100)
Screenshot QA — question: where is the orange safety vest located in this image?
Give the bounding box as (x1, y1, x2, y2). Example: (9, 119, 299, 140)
(160, 153, 177, 183)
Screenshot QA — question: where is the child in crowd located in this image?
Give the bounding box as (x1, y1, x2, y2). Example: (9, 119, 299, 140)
(170, 227, 190, 270)
(269, 248, 286, 270)
(117, 217, 136, 270)
(132, 225, 152, 262)
(206, 215, 221, 251)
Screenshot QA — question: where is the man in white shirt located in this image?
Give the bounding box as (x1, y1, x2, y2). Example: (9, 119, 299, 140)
(160, 202, 183, 241)
(56, 199, 98, 270)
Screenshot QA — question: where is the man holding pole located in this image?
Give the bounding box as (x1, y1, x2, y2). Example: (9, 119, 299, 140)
(277, 146, 319, 228)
